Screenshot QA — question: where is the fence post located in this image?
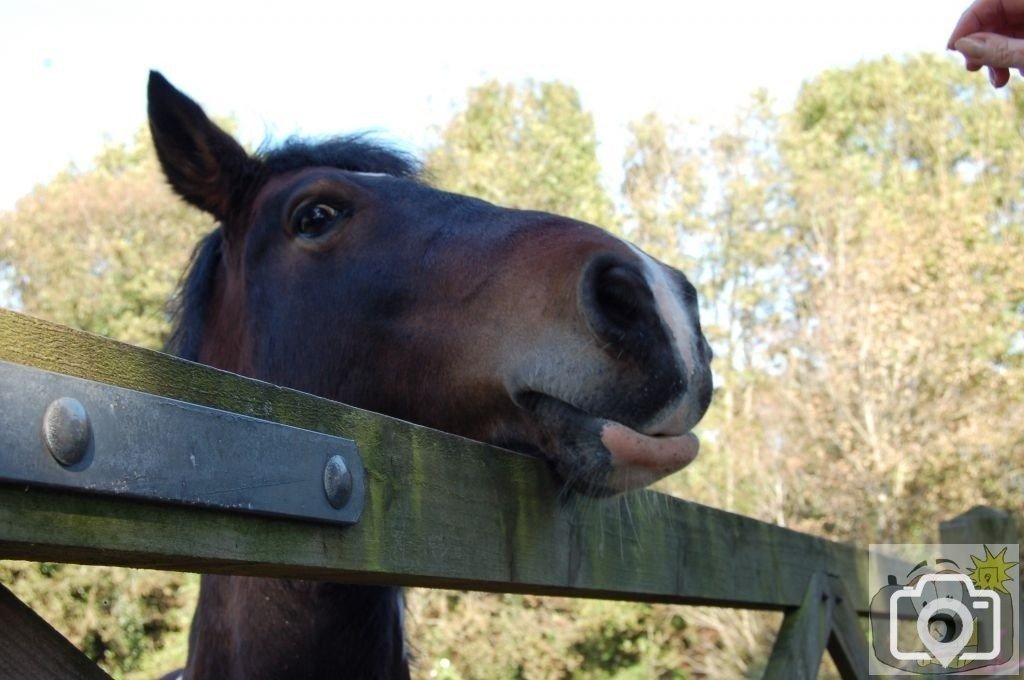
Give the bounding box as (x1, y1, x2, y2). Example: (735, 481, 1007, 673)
(939, 505, 1021, 673)
(940, 506, 1019, 546)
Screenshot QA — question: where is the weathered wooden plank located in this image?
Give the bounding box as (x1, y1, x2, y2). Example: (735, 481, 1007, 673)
(0, 582, 111, 679)
(763, 571, 832, 679)
(0, 309, 872, 611)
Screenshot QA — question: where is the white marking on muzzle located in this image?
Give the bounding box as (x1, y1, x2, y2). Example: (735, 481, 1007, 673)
(627, 244, 700, 436)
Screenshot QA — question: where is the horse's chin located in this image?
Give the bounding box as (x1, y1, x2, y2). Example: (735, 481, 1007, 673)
(511, 393, 700, 496)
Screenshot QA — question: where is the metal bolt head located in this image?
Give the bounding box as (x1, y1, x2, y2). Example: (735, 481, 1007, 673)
(323, 455, 353, 509)
(42, 397, 91, 466)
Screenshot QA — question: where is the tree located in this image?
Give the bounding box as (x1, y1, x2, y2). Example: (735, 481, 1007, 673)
(426, 80, 615, 228)
(771, 55, 1024, 541)
(1, 127, 216, 349)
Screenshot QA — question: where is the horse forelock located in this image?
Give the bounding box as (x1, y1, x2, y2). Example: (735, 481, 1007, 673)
(259, 134, 421, 179)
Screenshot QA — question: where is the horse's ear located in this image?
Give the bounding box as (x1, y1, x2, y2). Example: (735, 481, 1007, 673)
(148, 71, 258, 224)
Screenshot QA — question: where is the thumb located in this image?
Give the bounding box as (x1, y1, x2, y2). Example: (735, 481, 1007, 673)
(956, 33, 1024, 69)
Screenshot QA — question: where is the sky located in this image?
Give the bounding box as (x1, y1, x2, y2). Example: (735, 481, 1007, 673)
(0, 0, 975, 210)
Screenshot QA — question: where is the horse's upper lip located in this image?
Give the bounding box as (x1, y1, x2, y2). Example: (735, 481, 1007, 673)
(512, 392, 700, 494)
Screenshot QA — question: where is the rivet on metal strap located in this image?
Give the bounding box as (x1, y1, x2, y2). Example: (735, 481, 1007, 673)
(323, 455, 353, 509)
(42, 397, 91, 466)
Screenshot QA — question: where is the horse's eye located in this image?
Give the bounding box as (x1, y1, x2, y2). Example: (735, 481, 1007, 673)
(292, 203, 347, 239)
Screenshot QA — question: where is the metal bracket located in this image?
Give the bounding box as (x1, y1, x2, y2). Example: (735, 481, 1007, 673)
(0, 360, 364, 525)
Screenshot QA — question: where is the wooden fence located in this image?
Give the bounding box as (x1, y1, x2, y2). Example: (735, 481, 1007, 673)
(0, 309, 1017, 679)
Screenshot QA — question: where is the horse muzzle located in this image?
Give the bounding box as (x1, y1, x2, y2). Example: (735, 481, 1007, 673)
(504, 244, 713, 495)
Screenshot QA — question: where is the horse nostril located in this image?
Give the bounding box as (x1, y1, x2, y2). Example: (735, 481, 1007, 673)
(583, 256, 657, 346)
(596, 265, 644, 328)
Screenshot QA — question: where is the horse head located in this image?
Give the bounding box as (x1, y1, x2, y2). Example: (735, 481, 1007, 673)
(150, 71, 712, 497)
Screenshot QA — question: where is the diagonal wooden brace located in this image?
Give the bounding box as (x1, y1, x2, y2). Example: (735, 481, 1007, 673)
(0, 582, 110, 679)
(827, 578, 869, 679)
(763, 571, 870, 679)
(764, 571, 833, 679)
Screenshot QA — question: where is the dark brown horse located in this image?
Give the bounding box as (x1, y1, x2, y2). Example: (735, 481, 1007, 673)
(149, 71, 713, 679)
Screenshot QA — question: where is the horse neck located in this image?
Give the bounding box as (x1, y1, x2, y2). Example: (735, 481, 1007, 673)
(195, 271, 253, 375)
(186, 315, 408, 677)
(186, 576, 408, 680)
(177, 247, 409, 677)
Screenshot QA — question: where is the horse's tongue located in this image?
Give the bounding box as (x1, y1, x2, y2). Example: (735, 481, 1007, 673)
(600, 421, 700, 473)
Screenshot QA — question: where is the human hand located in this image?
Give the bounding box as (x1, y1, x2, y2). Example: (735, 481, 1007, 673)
(948, 0, 1024, 87)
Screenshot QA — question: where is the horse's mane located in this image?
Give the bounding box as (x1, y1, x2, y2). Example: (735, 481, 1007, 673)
(166, 229, 222, 361)
(165, 135, 420, 361)
(262, 134, 420, 178)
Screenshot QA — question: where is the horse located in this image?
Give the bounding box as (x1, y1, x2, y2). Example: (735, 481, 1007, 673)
(148, 70, 713, 679)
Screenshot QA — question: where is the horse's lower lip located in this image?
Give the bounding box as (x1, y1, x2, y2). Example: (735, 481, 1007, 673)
(600, 422, 700, 474)
(518, 393, 700, 493)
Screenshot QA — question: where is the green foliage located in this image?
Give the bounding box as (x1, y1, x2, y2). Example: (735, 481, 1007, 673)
(426, 80, 615, 228)
(407, 591, 775, 679)
(773, 55, 1024, 541)
(0, 127, 215, 349)
(0, 561, 196, 678)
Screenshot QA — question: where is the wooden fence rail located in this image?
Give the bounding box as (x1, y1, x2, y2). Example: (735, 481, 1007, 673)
(0, 309, 1017, 678)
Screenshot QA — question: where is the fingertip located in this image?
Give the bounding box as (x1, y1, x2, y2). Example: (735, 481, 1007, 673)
(989, 65, 1011, 88)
